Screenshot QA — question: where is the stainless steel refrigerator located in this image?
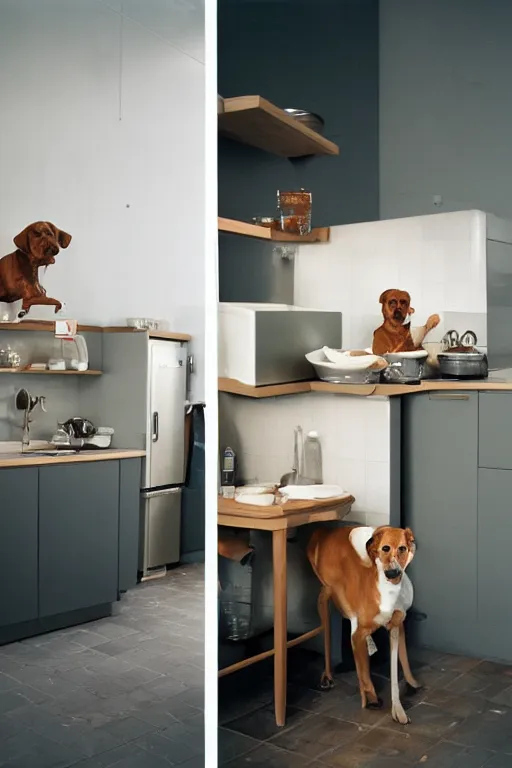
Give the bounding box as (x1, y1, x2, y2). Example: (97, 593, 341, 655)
(139, 339, 187, 577)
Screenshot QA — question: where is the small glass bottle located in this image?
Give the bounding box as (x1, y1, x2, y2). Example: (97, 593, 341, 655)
(303, 430, 323, 484)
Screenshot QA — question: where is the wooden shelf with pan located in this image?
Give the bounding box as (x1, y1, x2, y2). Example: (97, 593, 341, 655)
(218, 377, 312, 398)
(0, 369, 102, 375)
(218, 96, 340, 158)
(218, 217, 330, 243)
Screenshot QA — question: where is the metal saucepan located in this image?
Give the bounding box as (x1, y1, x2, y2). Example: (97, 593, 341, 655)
(437, 349, 488, 379)
(437, 329, 487, 378)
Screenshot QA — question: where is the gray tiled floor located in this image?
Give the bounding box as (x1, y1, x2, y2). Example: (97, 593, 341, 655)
(219, 643, 512, 767)
(0, 564, 204, 767)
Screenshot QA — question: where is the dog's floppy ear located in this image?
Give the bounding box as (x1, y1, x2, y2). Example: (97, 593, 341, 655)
(13, 226, 31, 254)
(404, 527, 416, 566)
(48, 223, 72, 249)
(378, 289, 391, 305)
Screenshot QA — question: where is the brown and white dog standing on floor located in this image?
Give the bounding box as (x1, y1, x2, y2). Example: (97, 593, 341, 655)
(307, 525, 421, 725)
(0, 221, 72, 313)
(372, 288, 440, 355)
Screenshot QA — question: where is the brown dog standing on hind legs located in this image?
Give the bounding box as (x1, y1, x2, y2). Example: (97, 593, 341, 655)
(0, 221, 71, 314)
(307, 525, 421, 725)
(372, 288, 440, 355)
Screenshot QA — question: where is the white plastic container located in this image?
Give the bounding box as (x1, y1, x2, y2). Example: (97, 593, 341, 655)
(303, 431, 323, 484)
(218, 302, 342, 386)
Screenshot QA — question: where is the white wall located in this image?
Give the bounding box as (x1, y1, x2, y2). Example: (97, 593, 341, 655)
(380, 0, 512, 222)
(0, 0, 205, 400)
(294, 210, 488, 350)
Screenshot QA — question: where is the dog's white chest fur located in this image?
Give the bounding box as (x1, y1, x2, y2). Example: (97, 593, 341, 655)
(374, 562, 413, 626)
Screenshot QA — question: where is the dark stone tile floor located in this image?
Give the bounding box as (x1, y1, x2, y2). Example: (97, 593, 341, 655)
(219, 644, 512, 767)
(0, 564, 204, 767)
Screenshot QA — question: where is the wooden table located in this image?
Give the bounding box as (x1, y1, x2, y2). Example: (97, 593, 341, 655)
(218, 493, 355, 727)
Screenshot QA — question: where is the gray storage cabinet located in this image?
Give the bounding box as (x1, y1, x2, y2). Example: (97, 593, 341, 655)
(403, 391, 512, 662)
(39, 462, 119, 616)
(479, 392, 512, 470)
(119, 458, 142, 592)
(402, 392, 479, 654)
(0, 457, 141, 644)
(0, 468, 39, 626)
(477, 467, 512, 660)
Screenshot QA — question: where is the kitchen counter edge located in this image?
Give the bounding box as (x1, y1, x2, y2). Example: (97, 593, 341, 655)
(219, 376, 512, 398)
(0, 449, 146, 468)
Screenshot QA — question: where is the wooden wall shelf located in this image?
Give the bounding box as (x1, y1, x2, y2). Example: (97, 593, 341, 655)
(0, 323, 190, 342)
(102, 328, 191, 342)
(0, 322, 101, 333)
(0, 369, 102, 375)
(218, 217, 329, 243)
(218, 96, 339, 158)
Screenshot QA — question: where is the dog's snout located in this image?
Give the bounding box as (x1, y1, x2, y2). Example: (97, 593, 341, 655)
(384, 568, 401, 580)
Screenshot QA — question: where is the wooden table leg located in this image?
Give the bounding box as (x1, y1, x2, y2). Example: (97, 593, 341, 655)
(273, 528, 287, 727)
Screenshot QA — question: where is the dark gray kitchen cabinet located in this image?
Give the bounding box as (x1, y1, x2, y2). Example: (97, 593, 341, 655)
(477, 468, 512, 660)
(119, 458, 141, 592)
(39, 461, 119, 617)
(0, 468, 38, 626)
(479, 392, 512, 470)
(402, 392, 478, 654)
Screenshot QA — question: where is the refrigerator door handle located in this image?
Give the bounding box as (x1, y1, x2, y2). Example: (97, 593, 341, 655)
(152, 412, 159, 443)
(141, 487, 181, 500)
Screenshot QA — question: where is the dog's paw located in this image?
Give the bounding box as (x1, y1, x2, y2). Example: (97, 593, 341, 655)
(426, 314, 440, 331)
(392, 704, 411, 725)
(365, 697, 383, 710)
(405, 681, 423, 696)
(319, 674, 335, 691)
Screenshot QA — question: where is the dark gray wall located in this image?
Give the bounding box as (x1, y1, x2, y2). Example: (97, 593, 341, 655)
(218, 0, 380, 227)
(380, 0, 512, 220)
(218, 0, 379, 302)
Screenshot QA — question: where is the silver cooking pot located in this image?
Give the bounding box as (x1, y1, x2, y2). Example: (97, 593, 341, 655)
(437, 350, 488, 379)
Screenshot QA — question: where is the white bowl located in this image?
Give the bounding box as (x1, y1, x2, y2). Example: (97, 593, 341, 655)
(320, 347, 382, 371)
(306, 349, 386, 383)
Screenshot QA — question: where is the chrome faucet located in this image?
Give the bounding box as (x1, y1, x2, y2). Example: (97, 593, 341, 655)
(15, 388, 47, 449)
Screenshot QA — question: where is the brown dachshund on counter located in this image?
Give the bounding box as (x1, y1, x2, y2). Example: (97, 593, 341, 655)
(372, 288, 440, 355)
(0, 221, 71, 314)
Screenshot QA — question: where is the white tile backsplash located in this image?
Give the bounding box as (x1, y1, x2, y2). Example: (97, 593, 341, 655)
(219, 392, 392, 524)
(295, 210, 489, 351)
(364, 399, 390, 462)
(366, 461, 391, 517)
